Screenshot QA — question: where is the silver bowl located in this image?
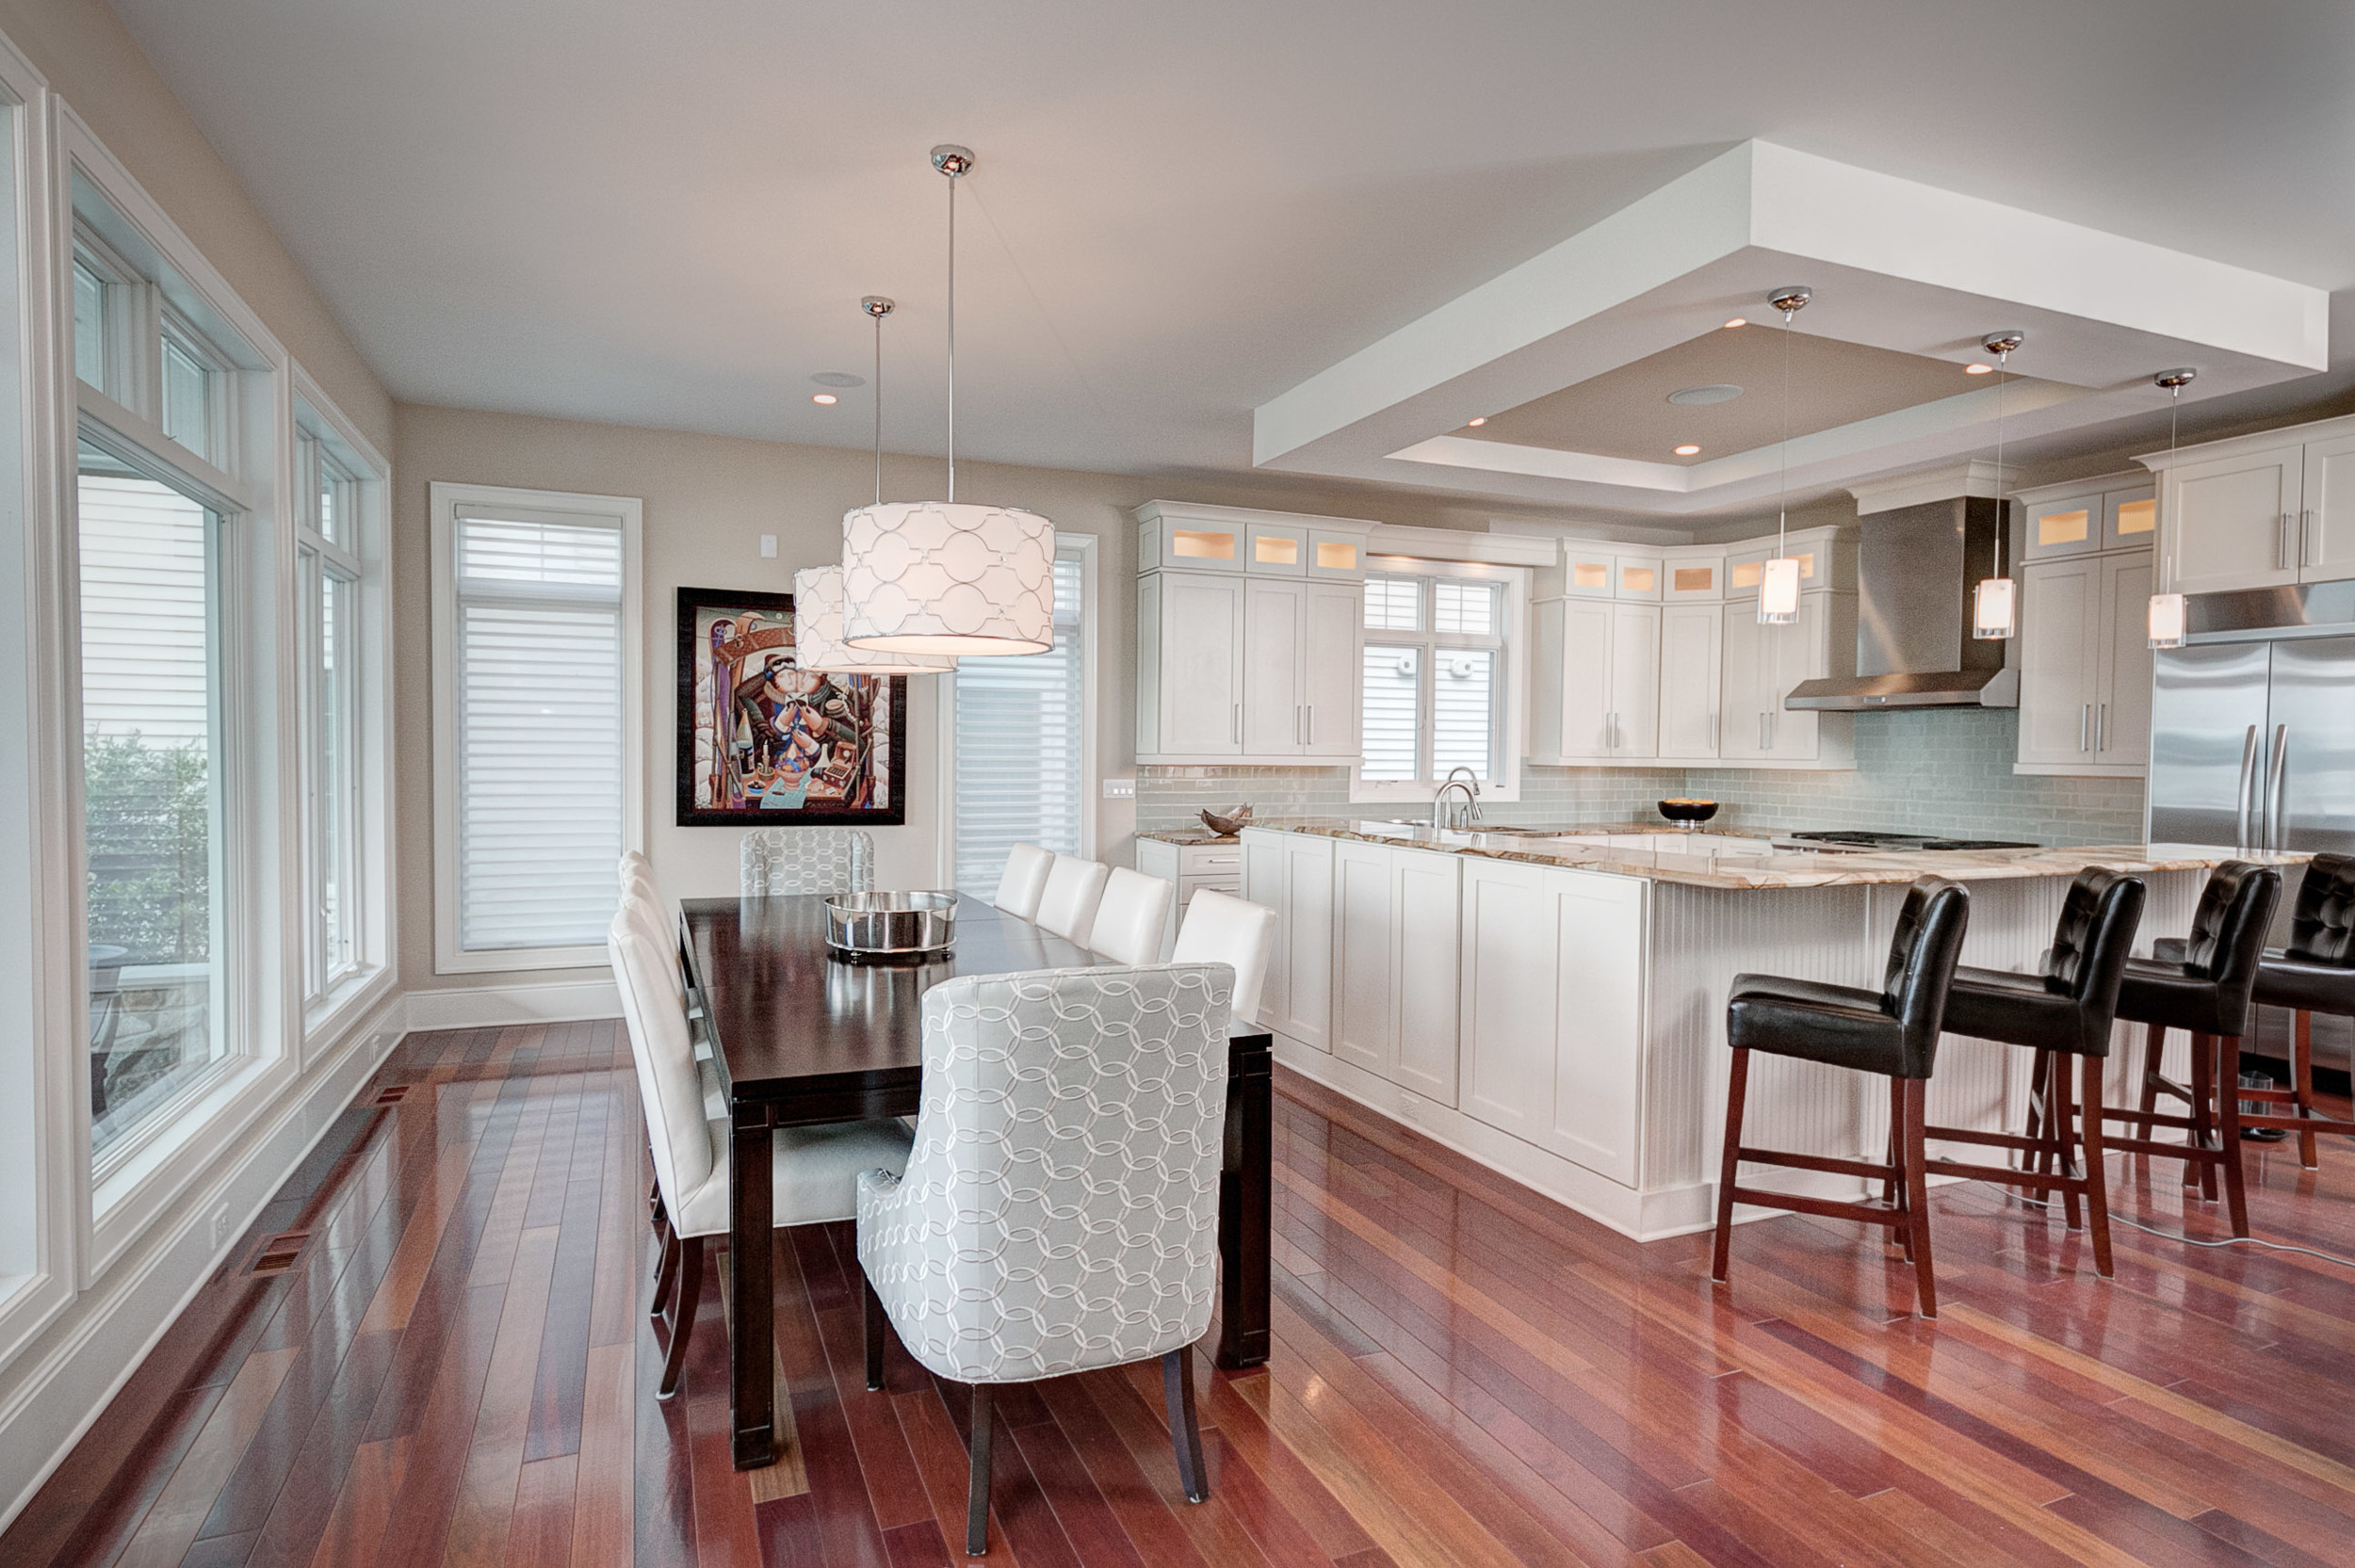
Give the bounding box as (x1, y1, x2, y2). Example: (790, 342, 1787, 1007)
(824, 890, 958, 960)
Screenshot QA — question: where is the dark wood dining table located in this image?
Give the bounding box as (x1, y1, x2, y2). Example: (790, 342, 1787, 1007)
(679, 892, 1274, 1471)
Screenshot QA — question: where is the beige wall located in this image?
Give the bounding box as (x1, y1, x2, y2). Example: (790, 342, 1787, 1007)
(391, 401, 1584, 993)
(5, 0, 389, 451)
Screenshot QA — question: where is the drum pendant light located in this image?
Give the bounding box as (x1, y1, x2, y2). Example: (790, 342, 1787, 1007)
(2147, 368, 2197, 649)
(1972, 331, 2023, 640)
(1757, 286, 1811, 625)
(842, 145, 1055, 657)
(796, 297, 957, 674)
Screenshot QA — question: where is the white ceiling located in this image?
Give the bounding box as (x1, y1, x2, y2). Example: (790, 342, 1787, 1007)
(106, 0, 2355, 516)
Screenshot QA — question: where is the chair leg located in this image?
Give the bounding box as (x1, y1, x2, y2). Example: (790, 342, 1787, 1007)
(966, 1384, 994, 1557)
(658, 1237, 703, 1400)
(2023, 1048, 2054, 1199)
(2188, 1032, 2218, 1198)
(1887, 1075, 1913, 1262)
(2294, 1010, 2321, 1170)
(863, 1275, 886, 1392)
(2051, 1051, 2083, 1232)
(1162, 1346, 1209, 1503)
(2135, 1024, 2165, 1174)
(1711, 1048, 1750, 1285)
(650, 1217, 680, 1324)
(1900, 1078, 1937, 1319)
(2214, 1035, 2251, 1239)
(2078, 1052, 2114, 1279)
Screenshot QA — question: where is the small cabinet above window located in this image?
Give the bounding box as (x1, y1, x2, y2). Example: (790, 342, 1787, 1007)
(2020, 473, 2155, 561)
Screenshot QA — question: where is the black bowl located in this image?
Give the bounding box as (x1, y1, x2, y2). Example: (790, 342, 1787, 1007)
(1658, 799, 1719, 826)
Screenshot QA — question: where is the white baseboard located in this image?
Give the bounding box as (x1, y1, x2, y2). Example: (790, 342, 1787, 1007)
(0, 993, 406, 1533)
(401, 978, 621, 1030)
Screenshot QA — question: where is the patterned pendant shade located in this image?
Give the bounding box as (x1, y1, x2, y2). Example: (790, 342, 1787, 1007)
(841, 501, 1055, 656)
(791, 564, 955, 673)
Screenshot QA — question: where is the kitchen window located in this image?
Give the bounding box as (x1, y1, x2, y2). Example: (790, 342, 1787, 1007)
(950, 542, 1092, 895)
(1356, 562, 1523, 801)
(297, 427, 369, 1004)
(430, 482, 643, 972)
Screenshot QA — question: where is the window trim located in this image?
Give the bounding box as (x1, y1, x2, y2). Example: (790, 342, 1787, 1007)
(430, 480, 643, 976)
(935, 530, 1097, 888)
(1350, 556, 1528, 804)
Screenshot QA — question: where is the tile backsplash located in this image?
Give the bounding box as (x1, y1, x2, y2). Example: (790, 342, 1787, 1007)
(1137, 708, 2145, 845)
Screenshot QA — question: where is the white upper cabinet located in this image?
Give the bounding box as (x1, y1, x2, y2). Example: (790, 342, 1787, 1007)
(2017, 557, 2102, 766)
(2300, 430, 2355, 579)
(2012, 470, 2157, 776)
(1656, 601, 1723, 762)
(1662, 552, 1727, 602)
(1529, 598, 1659, 762)
(1715, 590, 1850, 765)
(1136, 504, 1373, 764)
(2168, 446, 2300, 594)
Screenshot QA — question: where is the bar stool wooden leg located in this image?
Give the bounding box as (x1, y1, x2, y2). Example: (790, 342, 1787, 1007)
(2189, 1032, 2218, 1200)
(2294, 1010, 2321, 1171)
(1900, 1078, 1937, 1319)
(1711, 1049, 1750, 1285)
(2050, 1051, 2083, 1232)
(2078, 1052, 2114, 1279)
(1887, 1075, 1912, 1261)
(2136, 1024, 2165, 1175)
(2215, 1034, 2252, 1239)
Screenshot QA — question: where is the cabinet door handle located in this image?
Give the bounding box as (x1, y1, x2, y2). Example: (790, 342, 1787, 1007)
(1231, 703, 1240, 744)
(2097, 702, 2109, 752)
(1757, 711, 1768, 751)
(2280, 513, 2297, 571)
(1304, 704, 1312, 745)
(2302, 509, 2317, 569)
(1711, 710, 1720, 752)
(2079, 703, 2090, 753)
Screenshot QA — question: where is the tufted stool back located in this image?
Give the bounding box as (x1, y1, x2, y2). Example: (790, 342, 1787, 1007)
(2285, 853, 2355, 967)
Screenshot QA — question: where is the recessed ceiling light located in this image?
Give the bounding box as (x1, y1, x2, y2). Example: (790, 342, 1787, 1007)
(811, 371, 865, 388)
(1964, 362, 1994, 375)
(812, 393, 838, 405)
(1466, 415, 1487, 427)
(1723, 317, 1747, 330)
(1667, 383, 1743, 406)
(1674, 444, 1701, 456)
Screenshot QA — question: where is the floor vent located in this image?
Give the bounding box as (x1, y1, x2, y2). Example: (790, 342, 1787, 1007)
(370, 1085, 411, 1107)
(249, 1229, 311, 1276)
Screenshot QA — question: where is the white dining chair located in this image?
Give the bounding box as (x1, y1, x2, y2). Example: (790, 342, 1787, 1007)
(1088, 865, 1174, 966)
(990, 842, 1055, 922)
(609, 912, 913, 1398)
(1032, 855, 1111, 945)
(856, 963, 1236, 1554)
(740, 827, 874, 896)
(1172, 888, 1278, 1027)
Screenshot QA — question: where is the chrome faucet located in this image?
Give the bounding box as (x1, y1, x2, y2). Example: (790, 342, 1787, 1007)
(1433, 767, 1483, 830)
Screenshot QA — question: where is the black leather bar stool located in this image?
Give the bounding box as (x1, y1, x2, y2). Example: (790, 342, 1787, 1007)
(1921, 869, 2146, 1278)
(2193, 853, 2355, 1170)
(1712, 877, 1971, 1318)
(2106, 861, 2282, 1238)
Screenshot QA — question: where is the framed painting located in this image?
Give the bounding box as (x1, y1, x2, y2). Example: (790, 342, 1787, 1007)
(675, 586, 908, 826)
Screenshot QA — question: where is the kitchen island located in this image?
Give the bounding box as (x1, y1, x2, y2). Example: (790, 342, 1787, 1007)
(1239, 819, 2303, 1239)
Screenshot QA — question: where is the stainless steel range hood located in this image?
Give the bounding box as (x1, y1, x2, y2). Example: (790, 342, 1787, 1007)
(1785, 493, 2020, 711)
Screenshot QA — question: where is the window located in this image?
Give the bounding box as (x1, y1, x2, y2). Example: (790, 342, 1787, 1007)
(952, 550, 1087, 896)
(297, 428, 365, 1002)
(73, 255, 107, 388)
(432, 484, 642, 971)
(1358, 568, 1509, 791)
(77, 439, 228, 1157)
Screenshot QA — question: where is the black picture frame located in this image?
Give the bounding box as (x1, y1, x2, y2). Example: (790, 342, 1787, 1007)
(674, 585, 909, 827)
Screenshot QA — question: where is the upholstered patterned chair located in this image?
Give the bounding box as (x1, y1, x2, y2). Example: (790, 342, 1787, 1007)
(856, 962, 1236, 1555)
(739, 826, 874, 897)
(609, 913, 912, 1398)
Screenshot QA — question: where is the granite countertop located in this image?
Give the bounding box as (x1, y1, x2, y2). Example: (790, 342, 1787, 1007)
(1237, 818, 2309, 892)
(1137, 829, 1240, 846)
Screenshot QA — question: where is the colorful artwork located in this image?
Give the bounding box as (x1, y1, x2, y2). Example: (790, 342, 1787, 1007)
(674, 587, 907, 826)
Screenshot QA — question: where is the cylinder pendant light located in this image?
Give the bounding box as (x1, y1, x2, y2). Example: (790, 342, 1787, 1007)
(1758, 286, 1811, 625)
(797, 298, 956, 674)
(842, 145, 1055, 657)
(1972, 330, 2023, 640)
(2147, 368, 2196, 649)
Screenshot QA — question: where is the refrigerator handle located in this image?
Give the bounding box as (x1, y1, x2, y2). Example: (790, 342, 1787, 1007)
(2266, 723, 2290, 851)
(2235, 724, 2260, 850)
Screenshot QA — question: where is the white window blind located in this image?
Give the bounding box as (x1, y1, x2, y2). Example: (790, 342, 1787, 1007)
(1360, 645, 1420, 781)
(1358, 574, 1505, 787)
(453, 511, 625, 953)
(954, 554, 1084, 895)
(1432, 649, 1495, 781)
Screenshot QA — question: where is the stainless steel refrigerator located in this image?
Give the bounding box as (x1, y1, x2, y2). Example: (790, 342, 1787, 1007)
(2149, 580, 2355, 1066)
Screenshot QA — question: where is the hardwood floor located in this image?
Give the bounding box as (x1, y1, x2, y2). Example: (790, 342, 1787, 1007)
(8, 1022, 2355, 1567)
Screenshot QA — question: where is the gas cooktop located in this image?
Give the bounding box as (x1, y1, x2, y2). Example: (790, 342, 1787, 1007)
(1779, 830, 2040, 853)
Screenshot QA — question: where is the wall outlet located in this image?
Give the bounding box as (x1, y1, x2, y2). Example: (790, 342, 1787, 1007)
(208, 1203, 232, 1251)
(1101, 778, 1136, 799)
(758, 534, 778, 558)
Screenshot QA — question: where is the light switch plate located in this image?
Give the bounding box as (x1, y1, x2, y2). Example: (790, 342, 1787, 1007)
(759, 534, 778, 558)
(1101, 778, 1136, 799)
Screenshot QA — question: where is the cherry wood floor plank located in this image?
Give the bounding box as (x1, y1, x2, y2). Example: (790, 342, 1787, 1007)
(568, 1343, 634, 1565)
(502, 1455, 577, 1568)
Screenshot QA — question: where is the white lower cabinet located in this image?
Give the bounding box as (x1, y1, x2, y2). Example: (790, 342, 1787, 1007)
(1458, 859, 1644, 1184)
(1241, 828, 1332, 1051)
(1331, 841, 1460, 1103)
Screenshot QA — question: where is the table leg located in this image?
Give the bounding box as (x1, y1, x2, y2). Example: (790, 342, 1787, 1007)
(1218, 1034, 1272, 1369)
(729, 1105, 777, 1469)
